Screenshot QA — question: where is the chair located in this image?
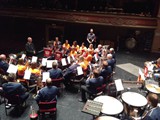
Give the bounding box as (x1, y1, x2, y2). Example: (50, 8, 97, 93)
(38, 101, 57, 120)
(44, 47, 52, 58)
(89, 84, 107, 99)
(4, 94, 25, 115)
(54, 51, 62, 61)
(51, 78, 64, 94)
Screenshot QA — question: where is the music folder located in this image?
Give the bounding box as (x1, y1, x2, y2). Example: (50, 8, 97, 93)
(82, 100, 103, 116)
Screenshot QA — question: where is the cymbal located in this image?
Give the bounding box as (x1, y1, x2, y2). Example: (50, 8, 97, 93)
(146, 84, 160, 94)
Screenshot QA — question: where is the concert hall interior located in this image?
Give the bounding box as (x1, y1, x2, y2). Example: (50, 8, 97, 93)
(0, 0, 160, 120)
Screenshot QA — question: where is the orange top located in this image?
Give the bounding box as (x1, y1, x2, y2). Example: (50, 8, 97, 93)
(29, 68, 41, 76)
(63, 43, 70, 50)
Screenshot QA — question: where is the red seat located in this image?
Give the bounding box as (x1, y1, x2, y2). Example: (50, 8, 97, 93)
(54, 51, 62, 61)
(44, 47, 52, 58)
(38, 101, 57, 119)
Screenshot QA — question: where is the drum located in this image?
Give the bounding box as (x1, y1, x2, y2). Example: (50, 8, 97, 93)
(96, 116, 120, 120)
(121, 92, 147, 117)
(94, 95, 123, 115)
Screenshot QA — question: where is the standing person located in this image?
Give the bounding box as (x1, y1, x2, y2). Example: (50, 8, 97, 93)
(25, 37, 36, 57)
(86, 28, 96, 48)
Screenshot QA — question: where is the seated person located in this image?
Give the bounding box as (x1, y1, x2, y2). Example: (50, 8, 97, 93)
(63, 62, 80, 89)
(79, 69, 104, 102)
(48, 61, 63, 79)
(143, 93, 160, 120)
(2, 73, 29, 103)
(107, 53, 116, 71)
(35, 78, 59, 103)
(17, 58, 29, 77)
(100, 61, 113, 83)
(152, 58, 160, 80)
(29, 62, 41, 76)
(62, 39, 70, 50)
(0, 54, 9, 73)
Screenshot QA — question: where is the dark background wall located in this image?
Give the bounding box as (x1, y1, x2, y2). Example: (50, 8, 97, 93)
(0, 16, 155, 54)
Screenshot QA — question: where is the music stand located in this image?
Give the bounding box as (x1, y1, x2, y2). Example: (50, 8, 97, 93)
(82, 100, 103, 116)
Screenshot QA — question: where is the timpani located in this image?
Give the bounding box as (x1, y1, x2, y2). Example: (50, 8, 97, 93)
(121, 92, 147, 107)
(94, 95, 123, 115)
(121, 92, 147, 117)
(96, 116, 120, 120)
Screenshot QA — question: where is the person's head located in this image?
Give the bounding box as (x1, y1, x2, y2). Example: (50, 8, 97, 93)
(110, 48, 114, 53)
(102, 61, 108, 68)
(73, 41, 77, 46)
(55, 37, 59, 42)
(18, 58, 24, 65)
(65, 40, 68, 44)
(98, 44, 102, 50)
(0, 54, 6, 61)
(52, 61, 58, 69)
(107, 54, 112, 59)
(89, 44, 93, 49)
(93, 69, 100, 78)
(90, 29, 93, 33)
(7, 73, 16, 82)
(78, 56, 84, 62)
(31, 62, 37, 69)
(27, 37, 32, 43)
(46, 78, 52, 87)
(147, 93, 159, 107)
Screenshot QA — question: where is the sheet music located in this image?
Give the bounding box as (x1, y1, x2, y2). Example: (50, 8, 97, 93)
(94, 54, 98, 62)
(61, 58, 67, 66)
(46, 60, 57, 68)
(115, 79, 124, 91)
(42, 58, 47, 66)
(67, 56, 71, 64)
(31, 56, 38, 63)
(23, 70, 31, 80)
(21, 54, 26, 60)
(42, 72, 50, 82)
(77, 66, 83, 75)
(139, 68, 145, 80)
(71, 55, 75, 61)
(7, 64, 18, 74)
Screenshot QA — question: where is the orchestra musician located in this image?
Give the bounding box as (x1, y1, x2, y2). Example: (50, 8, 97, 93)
(143, 93, 160, 120)
(0, 54, 9, 73)
(25, 37, 36, 57)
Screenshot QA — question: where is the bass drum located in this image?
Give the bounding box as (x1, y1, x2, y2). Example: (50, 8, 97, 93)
(125, 37, 137, 50)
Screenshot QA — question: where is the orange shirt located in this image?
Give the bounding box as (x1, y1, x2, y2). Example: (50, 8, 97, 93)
(29, 68, 41, 76)
(17, 64, 27, 76)
(63, 43, 70, 50)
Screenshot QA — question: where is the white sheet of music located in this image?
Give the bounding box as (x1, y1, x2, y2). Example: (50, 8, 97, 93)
(7, 64, 18, 74)
(94, 54, 98, 62)
(115, 79, 124, 92)
(21, 54, 26, 60)
(71, 55, 75, 61)
(23, 70, 31, 80)
(31, 56, 38, 63)
(47, 60, 54, 68)
(42, 72, 50, 82)
(139, 68, 145, 80)
(61, 58, 67, 66)
(67, 56, 71, 64)
(42, 58, 47, 66)
(77, 66, 83, 75)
